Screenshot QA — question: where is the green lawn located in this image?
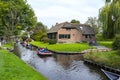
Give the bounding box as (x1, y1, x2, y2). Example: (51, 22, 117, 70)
(84, 51, 120, 69)
(30, 41, 93, 52)
(0, 50, 47, 80)
(98, 41, 113, 48)
(2, 43, 14, 49)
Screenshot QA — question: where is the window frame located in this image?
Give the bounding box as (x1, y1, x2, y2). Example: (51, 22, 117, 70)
(59, 34, 71, 39)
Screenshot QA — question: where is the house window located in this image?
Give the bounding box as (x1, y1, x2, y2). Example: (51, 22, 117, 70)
(92, 34, 95, 36)
(59, 34, 62, 39)
(59, 34, 70, 39)
(84, 34, 93, 38)
(68, 34, 70, 38)
(85, 35, 88, 38)
(89, 35, 91, 38)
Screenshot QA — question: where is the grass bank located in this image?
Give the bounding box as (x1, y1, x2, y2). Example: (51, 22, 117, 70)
(0, 50, 47, 80)
(84, 51, 120, 69)
(2, 43, 14, 49)
(98, 41, 113, 48)
(30, 41, 93, 52)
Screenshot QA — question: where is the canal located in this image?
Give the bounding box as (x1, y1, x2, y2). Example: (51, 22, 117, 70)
(15, 43, 107, 80)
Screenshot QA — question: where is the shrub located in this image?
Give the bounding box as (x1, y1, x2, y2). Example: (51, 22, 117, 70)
(117, 50, 120, 56)
(26, 38, 32, 42)
(41, 37, 49, 43)
(22, 36, 28, 41)
(112, 35, 120, 50)
(30, 34, 41, 41)
(30, 30, 43, 41)
(97, 34, 113, 41)
(0, 47, 2, 50)
(96, 34, 104, 41)
(49, 39, 57, 44)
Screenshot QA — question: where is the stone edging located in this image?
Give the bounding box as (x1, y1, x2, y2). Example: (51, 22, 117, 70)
(48, 49, 84, 55)
(81, 48, 112, 53)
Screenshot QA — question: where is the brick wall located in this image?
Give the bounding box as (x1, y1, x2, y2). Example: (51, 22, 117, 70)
(57, 28, 82, 43)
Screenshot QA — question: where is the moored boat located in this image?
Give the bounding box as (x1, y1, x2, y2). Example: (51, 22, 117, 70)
(101, 69, 120, 80)
(37, 48, 52, 56)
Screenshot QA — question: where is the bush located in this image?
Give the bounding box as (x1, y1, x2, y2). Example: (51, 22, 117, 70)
(96, 34, 113, 41)
(0, 47, 2, 50)
(26, 38, 33, 42)
(112, 35, 120, 50)
(96, 34, 104, 41)
(30, 34, 41, 41)
(22, 36, 28, 41)
(41, 37, 49, 43)
(49, 39, 57, 44)
(30, 30, 43, 41)
(117, 50, 120, 56)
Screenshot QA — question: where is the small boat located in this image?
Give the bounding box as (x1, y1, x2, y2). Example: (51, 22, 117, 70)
(101, 69, 120, 80)
(37, 48, 52, 56)
(26, 44, 32, 50)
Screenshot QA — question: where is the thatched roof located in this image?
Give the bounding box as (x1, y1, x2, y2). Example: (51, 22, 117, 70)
(47, 22, 65, 33)
(48, 22, 95, 34)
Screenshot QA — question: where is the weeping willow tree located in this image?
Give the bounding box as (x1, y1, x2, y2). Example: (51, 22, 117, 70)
(99, 0, 120, 38)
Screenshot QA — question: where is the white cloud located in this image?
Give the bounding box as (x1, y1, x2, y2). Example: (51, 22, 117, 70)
(27, 0, 104, 28)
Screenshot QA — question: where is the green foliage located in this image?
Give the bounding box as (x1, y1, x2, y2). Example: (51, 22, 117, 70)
(96, 34, 104, 41)
(22, 36, 28, 41)
(0, 0, 37, 42)
(0, 47, 2, 50)
(0, 50, 47, 80)
(99, 5, 114, 38)
(49, 39, 57, 44)
(99, 0, 120, 39)
(105, 0, 111, 3)
(3, 43, 14, 49)
(26, 38, 32, 42)
(70, 19, 80, 23)
(117, 50, 120, 56)
(31, 22, 48, 41)
(30, 41, 93, 52)
(30, 30, 43, 41)
(36, 22, 48, 32)
(97, 34, 113, 41)
(41, 37, 49, 43)
(112, 35, 120, 50)
(0, 26, 5, 36)
(22, 32, 28, 36)
(98, 41, 113, 48)
(85, 17, 100, 34)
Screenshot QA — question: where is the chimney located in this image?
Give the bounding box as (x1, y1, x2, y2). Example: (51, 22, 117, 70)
(56, 22, 58, 25)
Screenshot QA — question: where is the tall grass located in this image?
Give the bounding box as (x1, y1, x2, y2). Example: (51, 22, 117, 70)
(84, 51, 120, 69)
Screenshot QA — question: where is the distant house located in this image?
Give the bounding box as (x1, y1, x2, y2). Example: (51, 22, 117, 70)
(47, 22, 96, 43)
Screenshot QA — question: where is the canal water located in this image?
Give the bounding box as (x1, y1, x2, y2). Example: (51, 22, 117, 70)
(15, 43, 107, 80)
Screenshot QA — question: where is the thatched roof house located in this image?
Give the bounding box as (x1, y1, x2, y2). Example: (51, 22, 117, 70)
(47, 22, 96, 43)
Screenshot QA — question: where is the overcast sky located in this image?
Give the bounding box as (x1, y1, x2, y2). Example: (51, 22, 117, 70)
(27, 0, 105, 28)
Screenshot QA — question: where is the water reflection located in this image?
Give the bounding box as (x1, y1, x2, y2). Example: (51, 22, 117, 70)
(15, 43, 107, 80)
(54, 54, 83, 69)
